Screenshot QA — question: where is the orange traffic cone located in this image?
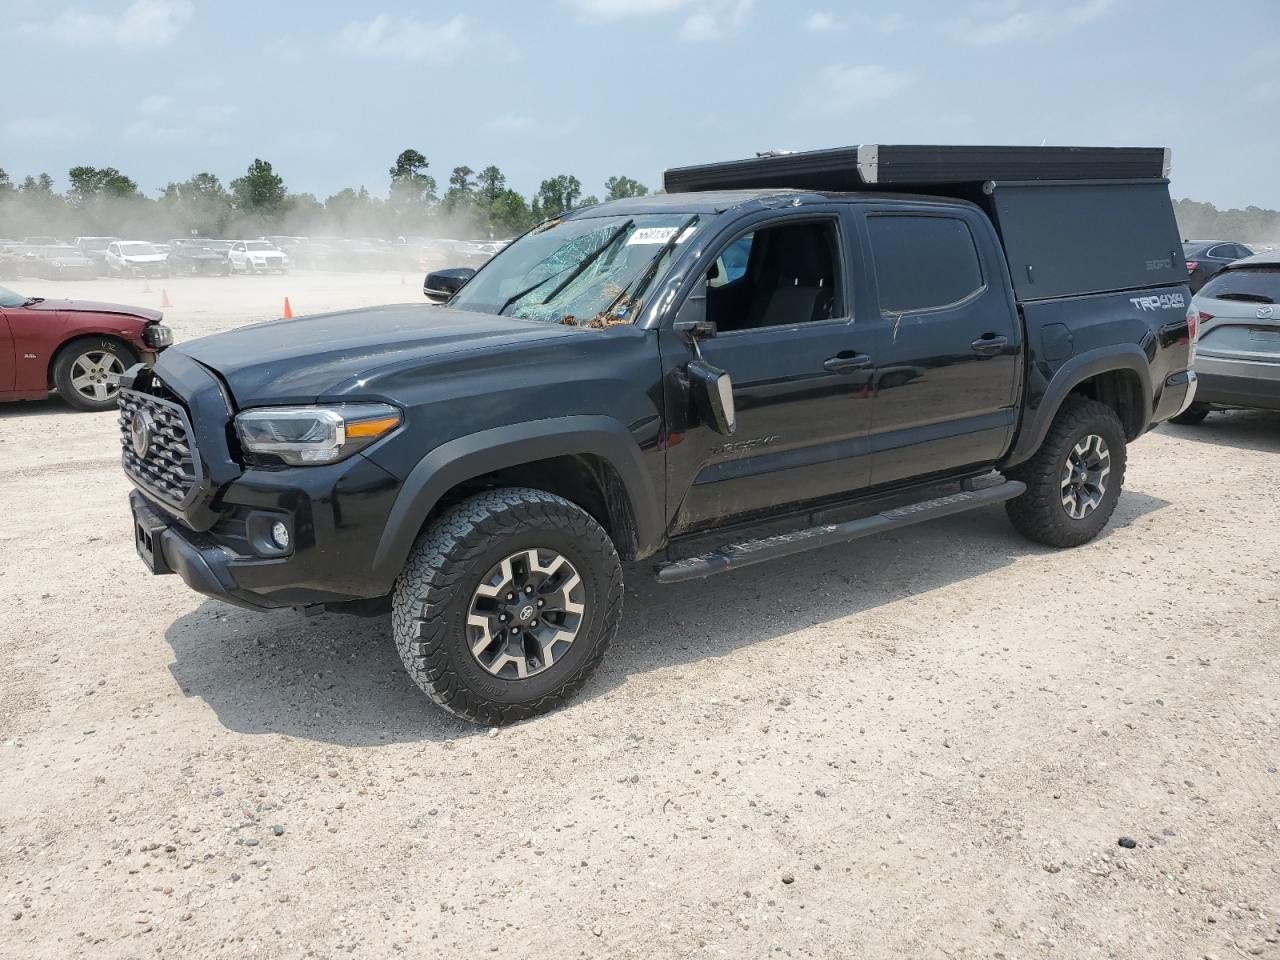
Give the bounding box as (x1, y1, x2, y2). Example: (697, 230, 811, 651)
(282, 296, 293, 319)
(142, 276, 152, 293)
(161, 288, 172, 307)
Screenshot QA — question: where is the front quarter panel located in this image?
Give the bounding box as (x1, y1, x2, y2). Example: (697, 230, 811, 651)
(351, 324, 668, 581)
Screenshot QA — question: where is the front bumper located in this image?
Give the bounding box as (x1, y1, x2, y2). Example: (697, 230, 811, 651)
(128, 447, 403, 610)
(1194, 354, 1280, 412)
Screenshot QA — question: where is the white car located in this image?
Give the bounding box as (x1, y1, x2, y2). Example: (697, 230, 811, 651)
(229, 240, 289, 275)
(105, 241, 169, 278)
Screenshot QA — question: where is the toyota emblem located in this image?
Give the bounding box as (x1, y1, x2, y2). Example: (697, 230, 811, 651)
(1257, 305, 1274, 320)
(130, 409, 155, 458)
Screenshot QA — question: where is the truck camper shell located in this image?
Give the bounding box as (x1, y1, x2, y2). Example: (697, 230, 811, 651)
(663, 144, 1187, 301)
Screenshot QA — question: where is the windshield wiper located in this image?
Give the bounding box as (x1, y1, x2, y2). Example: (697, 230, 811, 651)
(495, 219, 634, 318)
(495, 269, 569, 317)
(24, 297, 44, 305)
(592, 215, 698, 324)
(536, 219, 634, 307)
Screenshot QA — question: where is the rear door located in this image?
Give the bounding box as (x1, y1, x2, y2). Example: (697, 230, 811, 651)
(859, 204, 1021, 486)
(662, 207, 880, 533)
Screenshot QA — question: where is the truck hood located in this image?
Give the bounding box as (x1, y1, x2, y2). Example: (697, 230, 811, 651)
(25, 298, 163, 323)
(171, 303, 577, 406)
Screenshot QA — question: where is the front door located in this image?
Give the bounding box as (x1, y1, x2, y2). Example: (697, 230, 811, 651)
(662, 211, 879, 534)
(0, 309, 14, 393)
(860, 206, 1021, 486)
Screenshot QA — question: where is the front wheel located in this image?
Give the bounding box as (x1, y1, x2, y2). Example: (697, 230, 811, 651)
(1006, 397, 1127, 548)
(53, 338, 137, 412)
(392, 488, 624, 725)
(1169, 402, 1210, 426)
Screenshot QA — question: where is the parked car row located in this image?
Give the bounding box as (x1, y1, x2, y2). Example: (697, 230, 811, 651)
(0, 233, 505, 278)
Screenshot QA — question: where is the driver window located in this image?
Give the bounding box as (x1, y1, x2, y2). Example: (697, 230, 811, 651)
(704, 219, 844, 333)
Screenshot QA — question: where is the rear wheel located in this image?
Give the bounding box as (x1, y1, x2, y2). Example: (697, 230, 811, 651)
(53, 338, 136, 412)
(1006, 397, 1127, 548)
(1169, 402, 1210, 425)
(392, 488, 623, 725)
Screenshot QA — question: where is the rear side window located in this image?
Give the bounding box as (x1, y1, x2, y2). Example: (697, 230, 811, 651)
(867, 215, 983, 313)
(1198, 267, 1280, 304)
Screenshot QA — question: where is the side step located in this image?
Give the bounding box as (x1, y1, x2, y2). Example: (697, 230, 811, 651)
(654, 479, 1025, 583)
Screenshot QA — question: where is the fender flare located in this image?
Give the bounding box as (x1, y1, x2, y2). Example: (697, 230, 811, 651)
(1007, 345, 1153, 466)
(369, 415, 662, 588)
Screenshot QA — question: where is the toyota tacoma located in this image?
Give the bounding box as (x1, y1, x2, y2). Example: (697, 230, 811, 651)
(120, 144, 1199, 724)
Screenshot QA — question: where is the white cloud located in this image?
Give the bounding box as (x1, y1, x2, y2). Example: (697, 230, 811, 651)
(950, 0, 1118, 46)
(954, 10, 1037, 45)
(4, 116, 91, 143)
(1066, 0, 1117, 24)
(804, 11, 841, 32)
(264, 36, 307, 65)
(485, 114, 535, 134)
(680, 0, 752, 42)
(565, 0, 692, 21)
(121, 102, 236, 146)
(566, 0, 752, 40)
(816, 63, 911, 112)
(335, 14, 469, 62)
(137, 94, 173, 116)
(23, 0, 193, 48)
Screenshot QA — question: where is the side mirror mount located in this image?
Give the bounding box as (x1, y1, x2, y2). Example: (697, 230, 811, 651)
(672, 274, 714, 339)
(423, 266, 476, 303)
(673, 274, 734, 434)
(687, 360, 736, 436)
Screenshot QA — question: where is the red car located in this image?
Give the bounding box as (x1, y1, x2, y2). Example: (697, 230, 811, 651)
(0, 284, 173, 411)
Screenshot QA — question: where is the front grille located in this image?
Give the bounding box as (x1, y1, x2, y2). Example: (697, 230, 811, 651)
(118, 389, 202, 509)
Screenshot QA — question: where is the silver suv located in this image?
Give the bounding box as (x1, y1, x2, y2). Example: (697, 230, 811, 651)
(1176, 250, 1280, 423)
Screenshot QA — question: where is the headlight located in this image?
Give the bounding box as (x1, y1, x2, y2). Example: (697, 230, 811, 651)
(235, 403, 402, 465)
(142, 323, 173, 349)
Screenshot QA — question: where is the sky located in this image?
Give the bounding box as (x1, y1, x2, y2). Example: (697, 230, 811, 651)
(3, 0, 1279, 210)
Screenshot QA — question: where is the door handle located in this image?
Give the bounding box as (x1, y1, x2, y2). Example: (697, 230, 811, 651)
(970, 335, 1009, 356)
(823, 352, 873, 374)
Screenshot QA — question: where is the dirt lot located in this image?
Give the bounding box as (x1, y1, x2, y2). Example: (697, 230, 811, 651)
(1, 272, 1278, 959)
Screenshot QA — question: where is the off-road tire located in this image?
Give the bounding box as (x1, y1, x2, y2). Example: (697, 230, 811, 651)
(1169, 402, 1210, 425)
(53, 337, 137, 412)
(392, 487, 624, 725)
(1005, 396, 1127, 548)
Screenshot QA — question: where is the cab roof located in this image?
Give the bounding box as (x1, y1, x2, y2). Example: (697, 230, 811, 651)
(566, 189, 975, 219)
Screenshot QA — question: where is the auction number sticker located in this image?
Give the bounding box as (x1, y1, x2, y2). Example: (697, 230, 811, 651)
(627, 226, 696, 246)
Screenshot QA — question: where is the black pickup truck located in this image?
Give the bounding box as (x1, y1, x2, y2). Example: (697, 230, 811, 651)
(120, 145, 1198, 724)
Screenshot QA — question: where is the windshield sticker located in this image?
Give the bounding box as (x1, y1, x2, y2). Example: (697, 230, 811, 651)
(626, 226, 696, 246)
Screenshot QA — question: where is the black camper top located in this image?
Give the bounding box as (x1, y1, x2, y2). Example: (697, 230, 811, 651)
(663, 144, 1171, 193)
(663, 145, 1186, 303)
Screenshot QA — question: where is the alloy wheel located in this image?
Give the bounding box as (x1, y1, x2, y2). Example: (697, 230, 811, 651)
(466, 548, 585, 680)
(69, 351, 125, 404)
(1061, 433, 1110, 520)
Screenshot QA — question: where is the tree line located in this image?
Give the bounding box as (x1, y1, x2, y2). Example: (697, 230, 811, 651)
(0, 149, 652, 242)
(3, 154, 1276, 246)
(1171, 198, 1280, 247)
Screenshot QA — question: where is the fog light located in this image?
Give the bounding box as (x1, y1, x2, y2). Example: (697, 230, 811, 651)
(270, 521, 291, 550)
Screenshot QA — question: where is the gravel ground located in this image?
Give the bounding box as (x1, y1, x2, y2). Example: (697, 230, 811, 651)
(1, 272, 1278, 959)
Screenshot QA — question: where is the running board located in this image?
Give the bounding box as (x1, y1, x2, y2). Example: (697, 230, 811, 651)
(654, 480, 1025, 583)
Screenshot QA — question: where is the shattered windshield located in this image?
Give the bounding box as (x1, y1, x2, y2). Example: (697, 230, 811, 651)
(449, 213, 701, 326)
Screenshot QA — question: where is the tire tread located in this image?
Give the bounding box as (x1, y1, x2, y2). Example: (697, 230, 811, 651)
(1006, 396, 1127, 548)
(392, 487, 623, 725)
